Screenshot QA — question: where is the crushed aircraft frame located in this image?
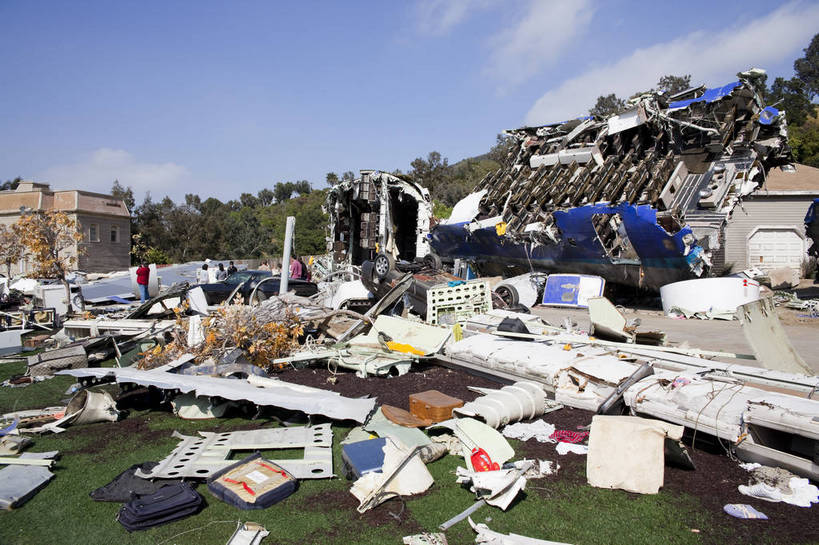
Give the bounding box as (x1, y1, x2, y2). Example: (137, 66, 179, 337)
(324, 170, 433, 268)
(430, 72, 794, 290)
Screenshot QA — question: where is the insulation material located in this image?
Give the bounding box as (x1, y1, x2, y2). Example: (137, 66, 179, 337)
(586, 415, 683, 494)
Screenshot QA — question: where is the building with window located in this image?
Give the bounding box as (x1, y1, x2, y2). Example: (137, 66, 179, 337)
(0, 181, 131, 274)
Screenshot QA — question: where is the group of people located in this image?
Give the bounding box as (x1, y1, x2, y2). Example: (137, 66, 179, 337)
(195, 261, 238, 284)
(288, 255, 311, 281)
(257, 257, 311, 281)
(134, 256, 310, 304)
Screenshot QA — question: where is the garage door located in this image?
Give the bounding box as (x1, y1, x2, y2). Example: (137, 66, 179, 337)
(747, 228, 805, 271)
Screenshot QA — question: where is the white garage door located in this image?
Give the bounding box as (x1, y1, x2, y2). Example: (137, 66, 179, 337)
(747, 228, 805, 271)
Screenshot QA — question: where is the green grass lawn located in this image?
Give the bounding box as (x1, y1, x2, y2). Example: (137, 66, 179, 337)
(0, 360, 812, 545)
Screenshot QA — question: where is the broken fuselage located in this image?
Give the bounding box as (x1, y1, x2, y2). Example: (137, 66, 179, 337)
(431, 76, 793, 290)
(325, 170, 433, 268)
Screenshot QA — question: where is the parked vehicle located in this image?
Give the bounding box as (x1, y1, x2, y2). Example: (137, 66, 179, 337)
(199, 270, 318, 305)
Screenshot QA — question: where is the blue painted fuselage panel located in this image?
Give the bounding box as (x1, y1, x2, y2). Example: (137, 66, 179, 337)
(430, 202, 703, 291)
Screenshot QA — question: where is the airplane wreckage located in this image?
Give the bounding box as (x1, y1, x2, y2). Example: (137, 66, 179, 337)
(326, 72, 795, 291)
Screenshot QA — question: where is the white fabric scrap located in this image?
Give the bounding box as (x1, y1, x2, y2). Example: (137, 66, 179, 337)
(502, 420, 556, 443)
(556, 443, 588, 456)
(738, 477, 819, 508)
(514, 459, 558, 478)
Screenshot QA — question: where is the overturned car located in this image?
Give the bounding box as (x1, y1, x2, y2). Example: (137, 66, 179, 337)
(430, 71, 794, 291)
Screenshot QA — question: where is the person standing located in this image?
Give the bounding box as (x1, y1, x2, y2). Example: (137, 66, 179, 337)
(288, 255, 302, 280)
(136, 262, 150, 302)
(227, 261, 238, 276)
(197, 263, 209, 284)
(215, 263, 227, 281)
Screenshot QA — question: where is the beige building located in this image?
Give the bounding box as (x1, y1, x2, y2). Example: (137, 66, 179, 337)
(0, 181, 131, 274)
(720, 164, 819, 275)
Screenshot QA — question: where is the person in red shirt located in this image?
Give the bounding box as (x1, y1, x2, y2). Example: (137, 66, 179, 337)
(136, 262, 150, 302)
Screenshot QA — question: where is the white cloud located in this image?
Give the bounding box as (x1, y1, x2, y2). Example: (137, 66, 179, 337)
(415, 0, 496, 35)
(484, 0, 595, 90)
(524, 1, 819, 125)
(38, 148, 190, 201)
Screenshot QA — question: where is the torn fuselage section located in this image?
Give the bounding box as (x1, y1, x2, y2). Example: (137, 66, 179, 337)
(325, 170, 433, 268)
(430, 74, 792, 291)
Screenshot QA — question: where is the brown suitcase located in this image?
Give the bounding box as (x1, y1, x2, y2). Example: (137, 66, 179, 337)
(409, 390, 463, 424)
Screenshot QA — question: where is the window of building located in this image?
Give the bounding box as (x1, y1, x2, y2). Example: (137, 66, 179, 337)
(89, 223, 99, 242)
(110, 225, 119, 243)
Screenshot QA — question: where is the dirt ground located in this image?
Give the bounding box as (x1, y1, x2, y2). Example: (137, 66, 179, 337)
(277, 364, 819, 545)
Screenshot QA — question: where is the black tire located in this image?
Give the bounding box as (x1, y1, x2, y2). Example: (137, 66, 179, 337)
(494, 285, 519, 306)
(423, 253, 442, 270)
(374, 253, 395, 280)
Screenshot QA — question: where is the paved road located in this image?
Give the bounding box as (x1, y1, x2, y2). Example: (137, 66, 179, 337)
(531, 305, 819, 375)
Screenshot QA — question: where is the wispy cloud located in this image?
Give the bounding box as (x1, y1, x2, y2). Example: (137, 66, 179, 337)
(484, 0, 594, 91)
(414, 0, 496, 35)
(38, 148, 190, 201)
(524, 1, 819, 125)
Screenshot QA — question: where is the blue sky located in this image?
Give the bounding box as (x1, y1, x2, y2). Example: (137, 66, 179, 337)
(1, 0, 818, 204)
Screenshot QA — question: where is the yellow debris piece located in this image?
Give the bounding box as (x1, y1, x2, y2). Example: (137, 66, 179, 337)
(386, 341, 426, 356)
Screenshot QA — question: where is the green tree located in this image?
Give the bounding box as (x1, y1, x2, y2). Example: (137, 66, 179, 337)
(794, 33, 819, 99)
(110, 180, 135, 212)
(274, 182, 295, 202)
(1, 177, 23, 191)
(656, 74, 692, 96)
(257, 188, 275, 207)
(410, 151, 450, 199)
(0, 223, 25, 277)
(326, 172, 340, 185)
(589, 94, 626, 118)
(790, 111, 819, 167)
(487, 133, 515, 165)
(769, 77, 813, 126)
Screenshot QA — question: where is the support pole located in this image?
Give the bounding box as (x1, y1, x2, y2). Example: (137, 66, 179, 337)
(279, 216, 295, 295)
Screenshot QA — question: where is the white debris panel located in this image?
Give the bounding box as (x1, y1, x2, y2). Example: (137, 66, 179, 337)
(58, 355, 376, 423)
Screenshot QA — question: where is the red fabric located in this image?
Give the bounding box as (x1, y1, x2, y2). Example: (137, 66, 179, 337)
(549, 430, 589, 444)
(136, 266, 150, 285)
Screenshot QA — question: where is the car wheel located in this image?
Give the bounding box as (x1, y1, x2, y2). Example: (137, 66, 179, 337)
(374, 253, 394, 280)
(494, 285, 519, 306)
(423, 253, 442, 270)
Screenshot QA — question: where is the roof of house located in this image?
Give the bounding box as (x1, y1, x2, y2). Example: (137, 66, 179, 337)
(764, 163, 819, 191)
(0, 181, 130, 217)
